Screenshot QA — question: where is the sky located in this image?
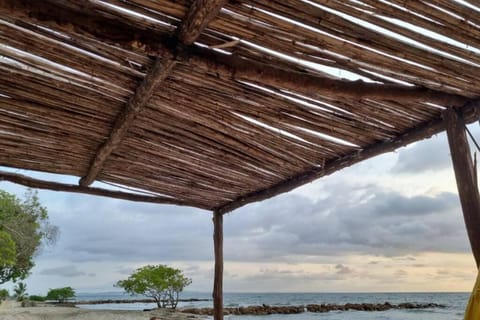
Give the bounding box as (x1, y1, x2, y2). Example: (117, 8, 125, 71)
(1, 125, 479, 295)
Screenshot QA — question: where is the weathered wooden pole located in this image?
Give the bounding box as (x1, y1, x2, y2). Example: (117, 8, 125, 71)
(212, 210, 224, 320)
(444, 108, 480, 267)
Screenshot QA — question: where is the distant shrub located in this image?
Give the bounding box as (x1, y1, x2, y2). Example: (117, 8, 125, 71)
(46, 287, 75, 303)
(0, 289, 8, 301)
(29, 295, 46, 301)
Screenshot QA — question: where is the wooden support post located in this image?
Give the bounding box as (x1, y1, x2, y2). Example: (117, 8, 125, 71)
(212, 211, 224, 320)
(444, 108, 480, 267)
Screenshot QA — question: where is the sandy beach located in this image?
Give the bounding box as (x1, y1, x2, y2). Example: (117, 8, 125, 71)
(0, 300, 204, 320)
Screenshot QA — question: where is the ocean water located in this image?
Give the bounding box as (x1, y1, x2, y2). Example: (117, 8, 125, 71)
(75, 291, 469, 319)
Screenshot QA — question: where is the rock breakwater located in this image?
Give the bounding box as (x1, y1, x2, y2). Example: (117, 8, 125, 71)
(180, 302, 444, 316)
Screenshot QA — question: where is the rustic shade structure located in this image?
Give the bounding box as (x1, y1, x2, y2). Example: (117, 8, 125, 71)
(2, 0, 480, 319)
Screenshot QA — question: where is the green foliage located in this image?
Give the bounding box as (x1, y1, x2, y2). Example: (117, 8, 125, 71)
(0, 288, 9, 301)
(28, 295, 46, 302)
(13, 282, 27, 301)
(0, 230, 16, 268)
(0, 189, 58, 284)
(46, 287, 75, 303)
(116, 264, 192, 309)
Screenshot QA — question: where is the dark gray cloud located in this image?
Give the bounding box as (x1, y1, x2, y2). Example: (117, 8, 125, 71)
(39, 265, 93, 277)
(392, 124, 480, 174)
(391, 134, 451, 173)
(335, 264, 354, 275)
(225, 183, 467, 260)
(0, 171, 470, 268)
(371, 192, 458, 216)
(240, 263, 362, 286)
(37, 193, 214, 263)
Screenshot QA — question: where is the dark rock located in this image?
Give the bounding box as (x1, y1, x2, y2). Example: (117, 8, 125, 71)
(180, 301, 446, 316)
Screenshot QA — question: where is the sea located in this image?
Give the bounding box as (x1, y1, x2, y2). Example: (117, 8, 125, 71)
(75, 291, 469, 320)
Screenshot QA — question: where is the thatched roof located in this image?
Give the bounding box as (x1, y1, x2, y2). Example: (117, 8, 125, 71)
(1, 0, 480, 213)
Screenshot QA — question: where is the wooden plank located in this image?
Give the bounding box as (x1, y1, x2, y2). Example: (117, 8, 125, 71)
(216, 99, 480, 214)
(213, 210, 224, 320)
(444, 108, 480, 267)
(0, 171, 210, 209)
(79, 0, 227, 186)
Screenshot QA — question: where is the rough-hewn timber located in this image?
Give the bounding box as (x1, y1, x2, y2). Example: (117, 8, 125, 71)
(213, 211, 224, 320)
(444, 108, 480, 267)
(187, 52, 469, 107)
(216, 100, 480, 214)
(177, 0, 228, 45)
(0, 171, 209, 209)
(79, 0, 227, 186)
(0, 0, 470, 107)
(79, 56, 177, 186)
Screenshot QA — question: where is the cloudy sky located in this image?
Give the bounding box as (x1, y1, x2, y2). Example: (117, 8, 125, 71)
(1, 125, 479, 295)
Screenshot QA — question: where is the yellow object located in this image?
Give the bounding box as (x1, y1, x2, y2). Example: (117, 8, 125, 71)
(465, 270, 480, 320)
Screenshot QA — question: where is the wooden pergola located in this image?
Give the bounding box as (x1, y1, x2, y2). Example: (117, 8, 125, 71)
(1, 0, 480, 318)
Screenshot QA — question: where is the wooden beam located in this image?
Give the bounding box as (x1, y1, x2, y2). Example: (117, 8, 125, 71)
(177, 0, 227, 45)
(78, 0, 227, 186)
(215, 99, 480, 214)
(0, 0, 172, 55)
(186, 52, 469, 107)
(212, 210, 224, 320)
(0, 171, 210, 210)
(1, 0, 469, 108)
(79, 55, 176, 186)
(444, 109, 480, 267)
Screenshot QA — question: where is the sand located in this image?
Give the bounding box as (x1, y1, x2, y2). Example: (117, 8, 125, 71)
(0, 300, 205, 320)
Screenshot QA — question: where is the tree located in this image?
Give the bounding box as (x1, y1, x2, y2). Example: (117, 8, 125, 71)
(116, 265, 192, 309)
(46, 287, 75, 303)
(13, 282, 27, 301)
(0, 230, 16, 268)
(0, 189, 58, 284)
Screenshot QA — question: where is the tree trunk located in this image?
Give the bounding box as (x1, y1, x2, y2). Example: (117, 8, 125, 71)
(154, 297, 161, 308)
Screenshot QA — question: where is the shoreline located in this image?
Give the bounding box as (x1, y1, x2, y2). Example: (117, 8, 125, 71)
(74, 298, 210, 305)
(0, 295, 457, 319)
(0, 300, 205, 320)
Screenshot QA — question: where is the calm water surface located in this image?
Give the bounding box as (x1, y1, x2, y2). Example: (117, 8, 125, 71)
(76, 292, 469, 320)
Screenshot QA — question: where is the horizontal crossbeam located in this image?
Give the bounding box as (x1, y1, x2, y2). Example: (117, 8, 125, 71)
(215, 99, 480, 214)
(0, 171, 210, 210)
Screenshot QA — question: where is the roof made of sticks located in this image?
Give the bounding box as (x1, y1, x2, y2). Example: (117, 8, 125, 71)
(1, 0, 480, 213)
